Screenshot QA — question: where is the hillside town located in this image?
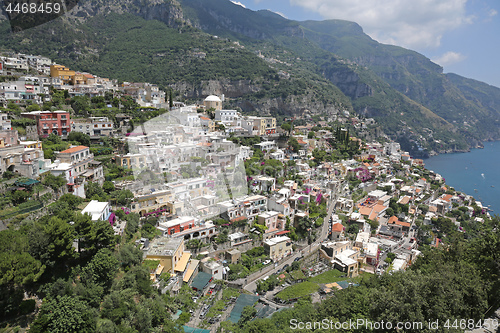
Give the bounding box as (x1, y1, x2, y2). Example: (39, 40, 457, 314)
(1, 52, 497, 332)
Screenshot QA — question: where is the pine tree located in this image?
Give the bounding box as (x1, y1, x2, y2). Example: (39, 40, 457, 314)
(169, 89, 173, 109)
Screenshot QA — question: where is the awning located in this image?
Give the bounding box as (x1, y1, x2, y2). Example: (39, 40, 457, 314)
(174, 252, 191, 272)
(82, 170, 94, 177)
(183, 269, 195, 283)
(155, 264, 164, 276)
(190, 271, 212, 291)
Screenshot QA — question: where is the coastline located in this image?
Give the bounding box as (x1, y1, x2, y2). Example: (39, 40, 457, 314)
(423, 141, 500, 213)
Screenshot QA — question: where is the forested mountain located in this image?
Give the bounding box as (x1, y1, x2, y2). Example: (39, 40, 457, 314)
(2, 0, 500, 155)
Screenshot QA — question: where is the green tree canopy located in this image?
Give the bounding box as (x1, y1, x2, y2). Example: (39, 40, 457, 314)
(30, 295, 97, 333)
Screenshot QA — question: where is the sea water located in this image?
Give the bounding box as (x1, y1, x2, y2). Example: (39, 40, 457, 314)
(424, 141, 500, 214)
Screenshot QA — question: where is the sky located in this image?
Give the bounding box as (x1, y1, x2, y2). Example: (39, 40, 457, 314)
(232, 0, 500, 88)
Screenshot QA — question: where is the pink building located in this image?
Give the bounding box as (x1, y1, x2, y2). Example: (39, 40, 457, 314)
(21, 110, 71, 137)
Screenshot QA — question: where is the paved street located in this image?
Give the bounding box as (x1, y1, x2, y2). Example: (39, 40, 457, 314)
(241, 193, 338, 293)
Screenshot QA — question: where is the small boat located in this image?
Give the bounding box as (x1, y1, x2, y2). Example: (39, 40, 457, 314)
(491, 185, 495, 188)
(474, 189, 478, 192)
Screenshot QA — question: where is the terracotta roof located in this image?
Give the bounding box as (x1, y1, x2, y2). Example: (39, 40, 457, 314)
(442, 194, 453, 202)
(275, 230, 290, 235)
(199, 116, 210, 120)
(396, 221, 411, 227)
(231, 216, 247, 222)
(359, 206, 372, 216)
(399, 196, 411, 205)
(331, 223, 344, 232)
(369, 211, 379, 221)
(373, 204, 387, 213)
(388, 216, 399, 224)
(59, 145, 88, 154)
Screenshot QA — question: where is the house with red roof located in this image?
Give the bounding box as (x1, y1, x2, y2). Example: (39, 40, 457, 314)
(330, 222, 345, 240)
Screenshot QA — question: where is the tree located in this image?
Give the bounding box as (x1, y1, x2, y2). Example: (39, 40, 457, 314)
(70, 95, 91, 115)
(42, 173, 66, 197)
(73, 213, 92, 254)
(169, 89, 173, 109)
(30, 295, 97, 333)
(67, 131, 90, 146)
(0, 230, 44, 287)
(59, 193, 84, 210)
(118, 244, 143, 269)
(81, 248, 119, 290)
(85, 181, 108, 201)
(281, 122, 292, 135)
(26, 103, 41, 112)
(85, 220, 116, 257)
(288, 137, 300, 153)
(28, 217, 77, 268)
(102, 181, 115, 194)
(110, 189, 134, 206)
(11, 190, 30, 205)
(238, 305, 257, 327)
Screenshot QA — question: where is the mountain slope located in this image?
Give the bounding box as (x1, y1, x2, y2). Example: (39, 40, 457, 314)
(298, 19, 500, 142)
(0, 8, 351, 117)
(2, 0, 499, 154)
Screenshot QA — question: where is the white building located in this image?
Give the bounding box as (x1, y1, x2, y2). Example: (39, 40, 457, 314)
(214, 109, 238, 124)
(81, 200, 111, 221)
(0, 113, 11, 130)
(263, 236, 292, 261)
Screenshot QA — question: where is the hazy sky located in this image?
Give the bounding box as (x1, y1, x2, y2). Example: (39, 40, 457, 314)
(233, 0, 500, 88)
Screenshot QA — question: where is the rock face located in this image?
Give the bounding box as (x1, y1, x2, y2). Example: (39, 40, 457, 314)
(324, 70, 373, 100)
(171, 80, 341, 116)
(70, 0, 185, 28)
(171, 79, 261, 99)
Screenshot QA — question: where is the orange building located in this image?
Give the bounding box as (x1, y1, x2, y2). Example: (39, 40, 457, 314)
(50, 64, 75, 84)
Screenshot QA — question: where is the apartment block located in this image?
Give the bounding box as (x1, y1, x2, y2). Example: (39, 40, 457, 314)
(21, 110, 71, 137)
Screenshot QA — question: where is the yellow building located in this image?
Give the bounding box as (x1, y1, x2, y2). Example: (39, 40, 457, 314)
(115, 153, 145, 169)
(253, 117, 267, 136)
(145, 237, 191, 281)
(71, 73, 85, 85)
(263, 236, 293, 261)
(264, 117, 277, 135)
(130, 189, 182, 217)
(50, 64, 75, 84)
